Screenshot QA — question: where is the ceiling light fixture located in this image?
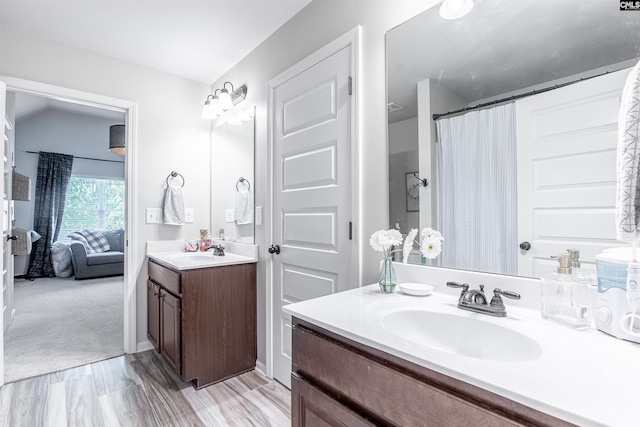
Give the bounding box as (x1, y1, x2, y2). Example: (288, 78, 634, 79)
(201, 82, 247, 120)
(109, 124, 126, 155)
(439, 0, 473, 20)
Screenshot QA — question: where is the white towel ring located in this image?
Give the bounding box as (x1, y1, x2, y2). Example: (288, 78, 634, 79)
(167, 171, 185, 187)
(236, 177, 250, 192)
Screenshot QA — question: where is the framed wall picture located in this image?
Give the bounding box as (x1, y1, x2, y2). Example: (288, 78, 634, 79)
(406, 172, 419, 212)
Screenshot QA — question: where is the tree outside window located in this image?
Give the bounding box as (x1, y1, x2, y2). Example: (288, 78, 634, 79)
(59, 177, 125, 242)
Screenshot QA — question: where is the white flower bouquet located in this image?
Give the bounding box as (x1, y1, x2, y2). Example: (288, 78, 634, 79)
(369, 228, 404, 259)
(420, 227, 444, 260)
(400, 227, 444, 263)
(370, 228, 403, 293)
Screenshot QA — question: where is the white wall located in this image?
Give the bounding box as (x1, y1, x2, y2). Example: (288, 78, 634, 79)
(388, 117, 418, 233)
(209, 0, 437, 367)
(13, 108, 126, 275)
(1, 26, 211, 346)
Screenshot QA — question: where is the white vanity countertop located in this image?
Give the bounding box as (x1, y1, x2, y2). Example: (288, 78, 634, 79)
(146, 240, 257, 271)
(284, 283, 640, 426)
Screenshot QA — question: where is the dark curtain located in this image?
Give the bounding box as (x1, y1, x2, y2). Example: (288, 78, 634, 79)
(27, 152, 74, 279)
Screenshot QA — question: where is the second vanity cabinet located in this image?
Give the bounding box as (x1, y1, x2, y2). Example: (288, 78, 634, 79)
(291, 317, 574, 427)
(147, 259, 257, 388)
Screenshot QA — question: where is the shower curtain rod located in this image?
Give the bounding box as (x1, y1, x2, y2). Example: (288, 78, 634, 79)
(24, 150, 124, 164)
(432, 68, 618, 121)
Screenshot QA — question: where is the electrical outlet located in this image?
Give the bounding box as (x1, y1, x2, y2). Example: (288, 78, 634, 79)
(255, 206, 263, 226)
(146, 208, 162, 224)
(226, 209, 235, 223)
(184, 208, 194, 223)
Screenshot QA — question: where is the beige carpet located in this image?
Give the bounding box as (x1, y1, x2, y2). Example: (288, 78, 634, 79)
(4, 276, 124, 383)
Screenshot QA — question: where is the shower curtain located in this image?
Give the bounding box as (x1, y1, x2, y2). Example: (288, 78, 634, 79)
(27, 152, 74, 279)
(436, 103, 517, 275)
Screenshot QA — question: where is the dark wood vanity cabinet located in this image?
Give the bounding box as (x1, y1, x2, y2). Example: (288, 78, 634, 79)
(291, 317, 575, 427)
(147, 259, 257, 388)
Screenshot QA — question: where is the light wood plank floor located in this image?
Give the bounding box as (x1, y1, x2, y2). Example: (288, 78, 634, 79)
(0, 350, 291, 426)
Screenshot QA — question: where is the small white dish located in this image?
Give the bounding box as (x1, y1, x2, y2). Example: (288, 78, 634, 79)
(399, 282, 434, 296)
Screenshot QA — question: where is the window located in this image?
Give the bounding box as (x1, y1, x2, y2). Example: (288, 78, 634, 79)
(59, 177, 125, 242)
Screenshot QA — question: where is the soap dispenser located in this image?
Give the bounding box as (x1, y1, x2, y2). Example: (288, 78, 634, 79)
(540, 253, 592, 328)
(567, 248, 598, 312)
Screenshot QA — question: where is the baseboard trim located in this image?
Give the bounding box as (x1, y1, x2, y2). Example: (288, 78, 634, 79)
(256, 360, 267, 377)
(136, 340, 154, 353)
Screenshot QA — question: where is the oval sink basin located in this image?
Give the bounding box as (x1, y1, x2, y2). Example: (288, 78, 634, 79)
(381, 310, 542, 362)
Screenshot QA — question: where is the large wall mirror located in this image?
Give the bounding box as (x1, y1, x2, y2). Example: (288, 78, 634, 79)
(210, 106, 255, 243)
(387, 1, 640, 279)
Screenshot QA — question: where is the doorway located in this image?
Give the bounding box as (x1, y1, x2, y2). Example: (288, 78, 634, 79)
(0, 77, 137, 386)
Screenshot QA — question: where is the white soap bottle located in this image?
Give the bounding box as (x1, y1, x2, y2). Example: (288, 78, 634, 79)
(540, 253, 592, 328)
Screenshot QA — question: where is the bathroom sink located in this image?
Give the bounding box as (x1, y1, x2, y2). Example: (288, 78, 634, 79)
(380, 310, 543, 362)
(149, 251, 256, 270)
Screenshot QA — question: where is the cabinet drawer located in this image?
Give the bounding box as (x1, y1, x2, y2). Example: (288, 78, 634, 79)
(292, 373, 376, 427)
(148, 261, 181, 296)
(293, 324, 522, 427)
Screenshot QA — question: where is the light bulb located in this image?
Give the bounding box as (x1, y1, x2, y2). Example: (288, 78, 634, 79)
(439, 0, 473, 20)
(210, 95, 223, 116)
(219, 89, 233, 110)
(201, 99, 215, 120)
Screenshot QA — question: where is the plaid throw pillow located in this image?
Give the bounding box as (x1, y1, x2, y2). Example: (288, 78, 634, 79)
(67, 229, 111, 254)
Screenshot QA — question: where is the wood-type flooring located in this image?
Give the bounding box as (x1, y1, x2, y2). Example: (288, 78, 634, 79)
(0, 350, 291, 426)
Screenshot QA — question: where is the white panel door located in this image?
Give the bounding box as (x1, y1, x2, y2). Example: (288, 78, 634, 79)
(271, 46, 352, 387)
(0, 80, 6, 386)
(516, 69, 628, 278)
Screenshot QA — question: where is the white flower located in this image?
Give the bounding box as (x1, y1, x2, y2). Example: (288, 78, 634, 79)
(421, 227, 443, 241)
(369, 229, 403, 258)
(420, 235, 442, 259)
(402, 228, 418, 264)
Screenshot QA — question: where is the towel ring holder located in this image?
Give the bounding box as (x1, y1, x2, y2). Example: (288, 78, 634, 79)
(166, 171, 185, 187)
(236, 177, 250, 192)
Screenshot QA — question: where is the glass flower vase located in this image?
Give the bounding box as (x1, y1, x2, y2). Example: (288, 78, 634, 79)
(378, 257, 397, 293)
(420, 255, 431, 266)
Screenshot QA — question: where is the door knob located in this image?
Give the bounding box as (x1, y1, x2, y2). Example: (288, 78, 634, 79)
(268, 244, 281, 255)
(6, 235, 17, 241)
(519, 241, 531, 251)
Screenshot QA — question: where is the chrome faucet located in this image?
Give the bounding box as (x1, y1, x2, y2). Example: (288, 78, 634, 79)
(446, 282, 520, 317)
(205, 244, 225, 256)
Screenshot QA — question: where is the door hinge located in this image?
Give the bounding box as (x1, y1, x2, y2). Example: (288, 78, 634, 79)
(349, 221, 353, 240)
(348, 76, 353, 96)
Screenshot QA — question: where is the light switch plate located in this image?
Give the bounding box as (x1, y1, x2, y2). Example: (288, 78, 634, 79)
(184, 208, 194, 223)
(255, 206, 263, 226)
(225, 209, 235, 223)
(146, 208, 162, 224)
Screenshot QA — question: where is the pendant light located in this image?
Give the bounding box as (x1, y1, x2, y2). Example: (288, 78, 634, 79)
(109, 124, 125, 155)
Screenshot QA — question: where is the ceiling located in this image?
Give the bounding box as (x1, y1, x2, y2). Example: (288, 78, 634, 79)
(0, 0, 311, 85)
(387, 0, 640, 123)
(1, 0, 311, 120)
(14, 93, 126, 122)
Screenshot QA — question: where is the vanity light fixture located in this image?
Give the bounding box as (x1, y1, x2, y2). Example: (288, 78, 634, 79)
(439, 0, 473, 20)
(201, 82, 247, 120)
(109, 124, 126, 155)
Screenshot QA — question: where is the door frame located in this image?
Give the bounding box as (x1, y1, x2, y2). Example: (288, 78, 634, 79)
(265, 26, 361, 379)
(0, 76, 138, 385)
